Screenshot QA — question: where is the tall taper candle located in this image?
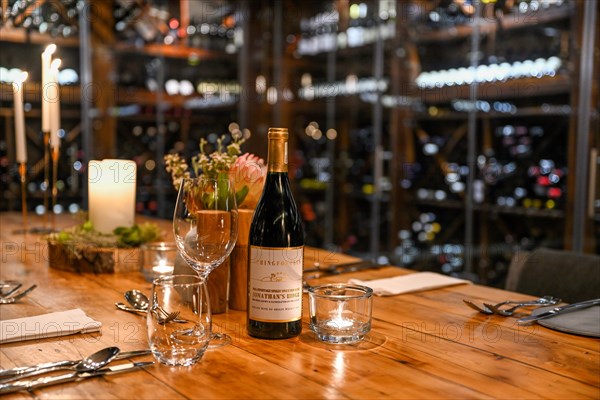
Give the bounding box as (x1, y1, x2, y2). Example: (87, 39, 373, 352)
(13, 71, 28, 163)
(49, 58, 61, 149)
(41, 44, 56, 134)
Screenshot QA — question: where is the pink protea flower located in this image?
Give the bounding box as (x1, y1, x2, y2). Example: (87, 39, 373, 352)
(229, 153, 266, 209)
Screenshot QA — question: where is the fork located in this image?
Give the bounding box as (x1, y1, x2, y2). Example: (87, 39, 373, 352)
(153, 310, 181, 325)
(484, 296, 561, 316)
(463, 299, 513, 314)
(0, 285, 37, 304)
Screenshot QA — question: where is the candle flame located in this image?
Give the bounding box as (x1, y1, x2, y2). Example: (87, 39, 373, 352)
(44, 43, 57, 55)
(14, 71, 28, 84)
(51, 59, 62, 71)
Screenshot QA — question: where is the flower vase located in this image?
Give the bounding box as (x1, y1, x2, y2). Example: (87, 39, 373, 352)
(229, 209, 254, 310)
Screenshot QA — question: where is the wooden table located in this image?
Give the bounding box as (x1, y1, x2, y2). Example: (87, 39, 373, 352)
(1, 212, 599, 399)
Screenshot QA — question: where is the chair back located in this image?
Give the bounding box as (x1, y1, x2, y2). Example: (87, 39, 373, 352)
(505, 248, 600, 303)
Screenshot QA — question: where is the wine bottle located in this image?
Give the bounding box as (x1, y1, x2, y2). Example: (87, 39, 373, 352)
(247, 128, 304, 339)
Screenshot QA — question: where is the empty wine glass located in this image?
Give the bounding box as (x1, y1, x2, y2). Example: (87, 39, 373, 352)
(173, 176, 238, 347)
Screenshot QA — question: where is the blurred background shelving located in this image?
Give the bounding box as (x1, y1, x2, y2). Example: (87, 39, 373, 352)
(1, 0, 598, 287)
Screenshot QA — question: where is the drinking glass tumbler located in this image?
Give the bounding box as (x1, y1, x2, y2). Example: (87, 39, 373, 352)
(308, 284, 373, 344)
(147, 275, 211, 366)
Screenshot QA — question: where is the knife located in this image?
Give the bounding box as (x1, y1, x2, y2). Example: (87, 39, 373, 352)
(303, 260, 374, 274)
(0, 349, 152, 379)
(0, 361, 154, 394)
(304, 261, 382, 278)
(517, 298, 600, 324)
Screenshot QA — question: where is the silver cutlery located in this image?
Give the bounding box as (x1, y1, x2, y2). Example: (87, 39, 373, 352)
(0, 361, 154, 394)
(115, 302, 147, 314)
(153, 310, 181, 325)
(517, 298, 600, 324)
(121, 290, 187, 323)
(0, 349, 151, 379)
(484, 296, 561, 316)
(0, 281, 22, 297)
(0, 347, 119, 384)
(303, 260, 379, 274)
(463, 296, 560, 315)
(0, 285, 37, 304)
(463, 299, 511, 314)
(303, 261, 382, 279)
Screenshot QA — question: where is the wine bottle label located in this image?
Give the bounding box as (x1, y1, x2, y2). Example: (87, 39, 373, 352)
(248, 245, 303, 322)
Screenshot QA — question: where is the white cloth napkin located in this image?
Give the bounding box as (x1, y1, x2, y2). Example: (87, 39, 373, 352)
(349, 272, 472, 296)
(0, 308, 102, 344)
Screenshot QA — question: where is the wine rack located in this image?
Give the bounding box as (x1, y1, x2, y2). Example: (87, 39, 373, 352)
(0, 0, 241, 218)
(284, 0, 597, 284)
(1, 0, 597, 267)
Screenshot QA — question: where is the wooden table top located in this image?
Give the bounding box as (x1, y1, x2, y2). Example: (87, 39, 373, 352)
(1, 212, 599, 399)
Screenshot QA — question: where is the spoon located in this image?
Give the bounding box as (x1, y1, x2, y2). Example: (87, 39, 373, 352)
(115, 302, 147, 315)
(0, 347, 120, 384)
(75, 347, 121, 372)
(124, 290, 187, 323)
(124, 290, 150, 311)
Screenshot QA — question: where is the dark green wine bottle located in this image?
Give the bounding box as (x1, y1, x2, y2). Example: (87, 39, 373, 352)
(247, 127, 304, 339)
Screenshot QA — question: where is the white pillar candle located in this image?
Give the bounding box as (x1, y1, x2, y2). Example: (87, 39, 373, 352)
(41, 44, 56, 133)
(49, 58, 61, 149)
(88, 159, 137, 233)
(13, 71, 28, 163)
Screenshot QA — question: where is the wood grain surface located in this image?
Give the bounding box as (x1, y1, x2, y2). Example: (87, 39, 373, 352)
(1, 212, 598, 399)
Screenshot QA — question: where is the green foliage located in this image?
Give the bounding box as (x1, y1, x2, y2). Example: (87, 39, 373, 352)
(113, 223, 161, 247)
(48, 221, 162, 256)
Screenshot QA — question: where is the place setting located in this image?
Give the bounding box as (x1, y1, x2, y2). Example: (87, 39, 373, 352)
(117, 175, 239, 367)
(0, 347, 153, 394)
(463, 296, 600, 337)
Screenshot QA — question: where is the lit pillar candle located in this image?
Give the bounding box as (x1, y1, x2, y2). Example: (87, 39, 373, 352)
(13, 71, 29, 163)
(41, 44, 56, 133)
(88, 159, 137, 233)
(49, 58, 61, 149)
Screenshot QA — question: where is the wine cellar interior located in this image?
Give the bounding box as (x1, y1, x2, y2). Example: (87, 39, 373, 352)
(1, 0, 598, 288)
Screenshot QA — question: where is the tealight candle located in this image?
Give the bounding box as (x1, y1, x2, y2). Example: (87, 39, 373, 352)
(140, 242, 177, 281)
(308, 283, 373, 344)
(153, 259, 175, 275)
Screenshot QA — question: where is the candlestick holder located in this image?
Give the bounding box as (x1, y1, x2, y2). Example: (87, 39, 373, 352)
(51, 146, 59, 230)
(11, 162, 29, 235)
(26, 131, 57, 234)
(43, 130, 50, 226)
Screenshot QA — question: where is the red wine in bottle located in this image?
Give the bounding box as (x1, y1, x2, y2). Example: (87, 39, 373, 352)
(247, 127, 304, 339)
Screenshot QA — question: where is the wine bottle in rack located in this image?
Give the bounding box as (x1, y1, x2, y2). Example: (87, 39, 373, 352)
(247, 128, 304, 339)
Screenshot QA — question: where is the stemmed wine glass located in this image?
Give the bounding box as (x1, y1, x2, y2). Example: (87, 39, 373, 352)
(173, 176, 238, 347)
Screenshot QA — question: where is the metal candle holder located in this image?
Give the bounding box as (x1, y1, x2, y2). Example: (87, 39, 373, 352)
(23, 131, 57, 235)
(15, 162, 28, 234)
(42, 130, 50, 227)
(51, 146, 59, 230)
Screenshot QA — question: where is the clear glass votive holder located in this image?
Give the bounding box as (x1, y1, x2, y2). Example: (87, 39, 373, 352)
(147, 275, 211, 366)
(140, 242, 177, 282)
(308, 283, 373, 344)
